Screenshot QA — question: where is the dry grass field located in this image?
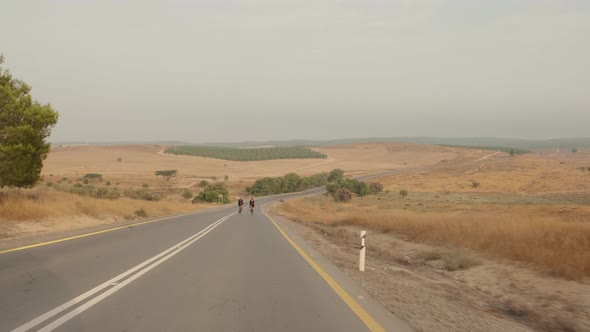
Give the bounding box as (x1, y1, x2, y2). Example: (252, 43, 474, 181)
(41, 143, 457, 184)
(0, 142, 454, 239)
(271, 148, 590, 331)
(275, 149, 590, 279)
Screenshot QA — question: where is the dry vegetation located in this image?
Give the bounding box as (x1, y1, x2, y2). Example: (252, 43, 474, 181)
(0, 188, 198, 221)
(272, 213, 590, 332)
(277, 195, 590, 279)
(1, 142, 452, 239)
(0, 188, 203, 238)
(275, 149, 590, 280)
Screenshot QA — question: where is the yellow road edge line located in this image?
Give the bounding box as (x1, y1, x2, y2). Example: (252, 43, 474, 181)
(263, 209, 386, 332)
(0, 212, 196, 255)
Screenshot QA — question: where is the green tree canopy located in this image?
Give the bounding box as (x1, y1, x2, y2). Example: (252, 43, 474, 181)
(328, 168, 344, 182)
(0, 55, 58, 188)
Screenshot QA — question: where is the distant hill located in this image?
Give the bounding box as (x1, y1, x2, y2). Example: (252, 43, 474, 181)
(54, 137, 590, 150)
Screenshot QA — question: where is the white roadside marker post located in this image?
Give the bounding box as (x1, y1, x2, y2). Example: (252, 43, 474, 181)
(360, 231, 366, 272)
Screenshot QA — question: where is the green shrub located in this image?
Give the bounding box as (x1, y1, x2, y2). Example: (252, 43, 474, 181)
(182, 190, 193, 199)
(326, 183, 340, 194)
(198, 180, 209, 187)
(399, 189, 408, 197)
(46, 182, 53, 187)
(572, 148, 578, 153)
(224, 175, 229, 181)
(142, 183, 149, 188)
(198, 183, 230, 203)
(83, 179, 89, 184)
(328, 169, 344, 182)
(333, 188, 353, 202)
(472, 181, 480, 188)
(62, 177, 68, 181)
(135, 208, 148, 218)
(105, 181, 111, 186)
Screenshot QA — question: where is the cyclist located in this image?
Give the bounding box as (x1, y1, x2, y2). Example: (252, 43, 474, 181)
(249, 197, 255, 215)
(237, 197, 244, 214)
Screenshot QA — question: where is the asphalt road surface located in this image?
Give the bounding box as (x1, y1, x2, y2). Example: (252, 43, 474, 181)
(0, 172, 414, 332)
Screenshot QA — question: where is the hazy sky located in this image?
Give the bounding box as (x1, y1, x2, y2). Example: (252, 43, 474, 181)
(1, 0, 589, 142)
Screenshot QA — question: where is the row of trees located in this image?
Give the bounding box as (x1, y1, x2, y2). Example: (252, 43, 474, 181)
(247, 169, 344, 196)
(164, 146, 327, 161)
(0, 55, 58, 189)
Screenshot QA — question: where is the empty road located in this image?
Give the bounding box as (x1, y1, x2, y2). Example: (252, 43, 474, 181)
(0, 183, 411, 332)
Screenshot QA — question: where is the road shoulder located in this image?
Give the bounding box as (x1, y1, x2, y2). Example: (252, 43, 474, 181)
(264, 204, 413, 332)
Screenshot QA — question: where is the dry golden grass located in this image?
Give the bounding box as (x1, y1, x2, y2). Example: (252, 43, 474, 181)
(275, 196, 590, 280)
(43, 143, 456, 185)
(0, 188, 198, 222)
(380, 150, 590, 194)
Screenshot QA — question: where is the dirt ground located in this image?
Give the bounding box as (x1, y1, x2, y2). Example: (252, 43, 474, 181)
(270, 207, 590, 332)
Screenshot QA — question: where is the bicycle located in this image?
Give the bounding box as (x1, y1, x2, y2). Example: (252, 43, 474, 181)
(250, 206, 254, 215)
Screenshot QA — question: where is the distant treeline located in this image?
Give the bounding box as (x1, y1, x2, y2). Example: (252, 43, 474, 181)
(164, 146, 327, 161)
(441, 145, 530, 155)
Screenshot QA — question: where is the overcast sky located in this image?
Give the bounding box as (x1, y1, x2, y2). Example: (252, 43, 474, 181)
(1, 0, 589, 142)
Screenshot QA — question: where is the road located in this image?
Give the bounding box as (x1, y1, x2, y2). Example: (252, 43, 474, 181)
(0, 172, 413, 332)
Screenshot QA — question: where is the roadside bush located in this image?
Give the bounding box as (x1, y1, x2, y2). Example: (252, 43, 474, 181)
(198, 183, 230, 203)
(399, 189, 408, 197)
(337, 178, 368, 196)
(328, 169, 344, 182)
(224, 175, 229, 181)
(46, 182, 53, 187)
(105, 181, 111, 186)
(83, 179, 89, 184)
(135, 208, 148, 218)
(182, 190, 193, 199)
(198, 180, 209, 187)
(247, 172, 330, 196)
(326, 183, 340, 194)
(142, 183, 149, 188)
(472, 181, 480, 188)
(368, 182, 384, 194)
(333, 188, 353, 202)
